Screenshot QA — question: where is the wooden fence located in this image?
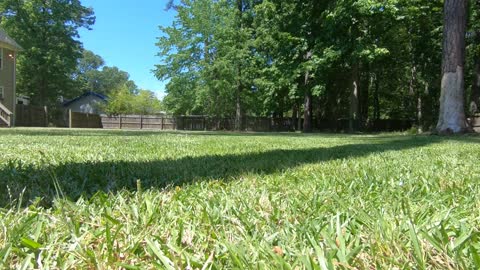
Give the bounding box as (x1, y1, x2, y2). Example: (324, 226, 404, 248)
(100, 115, 414, 132)
(15, 105, 48, 127)
(469, 116, 480, 132)
(69, 111, 102, 128)
(100, 115, 297, 131)
(66, 112, 480, 132)
(101, 115, 176, 130)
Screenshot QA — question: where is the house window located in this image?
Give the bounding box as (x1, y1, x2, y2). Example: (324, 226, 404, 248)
(0, 86, 4, 100)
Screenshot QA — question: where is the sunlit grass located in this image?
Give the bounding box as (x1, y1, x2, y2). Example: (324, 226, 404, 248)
(0, 128, 479, 269)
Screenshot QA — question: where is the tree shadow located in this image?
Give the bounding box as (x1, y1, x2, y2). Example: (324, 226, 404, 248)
(0, 135, 449, 207)
(3, 128, 479, 141)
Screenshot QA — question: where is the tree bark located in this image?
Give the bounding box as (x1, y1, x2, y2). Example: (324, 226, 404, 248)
(436, 0, 468, 134)
(349, 63, 360, 132)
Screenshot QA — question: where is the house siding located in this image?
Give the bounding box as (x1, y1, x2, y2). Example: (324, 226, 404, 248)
(0, 47, 15, 113)
(65, 95, 106, 115)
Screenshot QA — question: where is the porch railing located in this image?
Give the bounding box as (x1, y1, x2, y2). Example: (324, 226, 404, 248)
(0, 102, 13, 127)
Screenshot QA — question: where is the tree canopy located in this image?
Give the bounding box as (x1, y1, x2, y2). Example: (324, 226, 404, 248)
(0, 0, 95, 106)
(156, 0, 478, 132)
(74, 49, 138, 97)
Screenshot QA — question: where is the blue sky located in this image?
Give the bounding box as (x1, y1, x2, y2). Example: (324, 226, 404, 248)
(78, 0, 175, 99)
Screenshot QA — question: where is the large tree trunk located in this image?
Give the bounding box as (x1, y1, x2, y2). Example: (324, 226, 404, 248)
(436, 0, 468, 134)
(349, 64, 360, 132)
(470, 31, 480, 115)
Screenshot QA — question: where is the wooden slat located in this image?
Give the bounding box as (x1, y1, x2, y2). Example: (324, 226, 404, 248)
(469, 117, 480, 127)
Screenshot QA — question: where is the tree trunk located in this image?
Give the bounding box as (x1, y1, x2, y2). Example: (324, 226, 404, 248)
(436, 0, 468, 134)
(292, 103, 298, 131)
(417, 90, 423, 132)
(470, 31, 480, 115)
(303, 51, 313, 133)
(349, 64, 360, 132)
(372, 72, 380, 120)
(360, 66, 370, 124)
(235, 83, 243, 131)
(234, 0, 244, 131)
(303, 91, 313, 132)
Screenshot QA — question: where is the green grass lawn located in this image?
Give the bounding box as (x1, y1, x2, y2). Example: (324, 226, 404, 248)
(0, 128, 479, 269)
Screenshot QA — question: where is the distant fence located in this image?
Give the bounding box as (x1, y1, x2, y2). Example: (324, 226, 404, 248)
(100, 115, 413, 132)
(15, 105, 48, 127)
(100, 115, 296, 131)
(64, 112, 479, 132)
(68, 111, 102, 128)
(469, 116, 480, 132)
(101, 115, 176, 130)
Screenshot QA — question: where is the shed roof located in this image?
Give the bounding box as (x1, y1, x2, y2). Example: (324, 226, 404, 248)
(0, 28, 22, 51)
(63, 91, 108, 107)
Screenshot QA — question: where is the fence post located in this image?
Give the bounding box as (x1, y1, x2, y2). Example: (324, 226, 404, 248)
(119, 115, 122, 129)
(140, 115, 143, 129)
(161, 117, 164, 130)
(68, 109, 72, 128)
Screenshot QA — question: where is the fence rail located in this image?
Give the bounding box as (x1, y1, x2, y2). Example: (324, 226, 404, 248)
(101, 115, 176, 130)
(69, 111, 102, 128)
(66, 112, 479, 133)
(100, 115, 414, 132)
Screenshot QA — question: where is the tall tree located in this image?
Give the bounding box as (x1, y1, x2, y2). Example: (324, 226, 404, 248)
(437, 0, 468, 133)
(0, 0, 95, 106)
(156, 0, 259, 125)
(73, 50, 137, 97)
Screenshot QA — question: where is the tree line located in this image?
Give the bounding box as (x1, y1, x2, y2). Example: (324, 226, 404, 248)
(1, 0, 478, 132)
(0, 0, 161, 116)
(157, 0, 479, 133)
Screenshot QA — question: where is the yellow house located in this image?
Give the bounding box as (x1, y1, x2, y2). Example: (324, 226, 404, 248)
(0, 28, 22, 127)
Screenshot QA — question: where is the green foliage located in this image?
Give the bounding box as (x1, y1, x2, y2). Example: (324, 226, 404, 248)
(0, 0, 95, 106)
(156, 0, 261, 118)
(103, 85, 162, 115)
(0, 129, 479, 268)
(73, 50, 138, 98)
(133, 89, 162, 115)
(103, 84, 134, 115)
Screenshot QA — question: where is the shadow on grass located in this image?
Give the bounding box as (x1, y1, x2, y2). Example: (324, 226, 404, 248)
(0, 128, 356, 138)
(0, 135, 455, 207)
(2, 127, 480, 141)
